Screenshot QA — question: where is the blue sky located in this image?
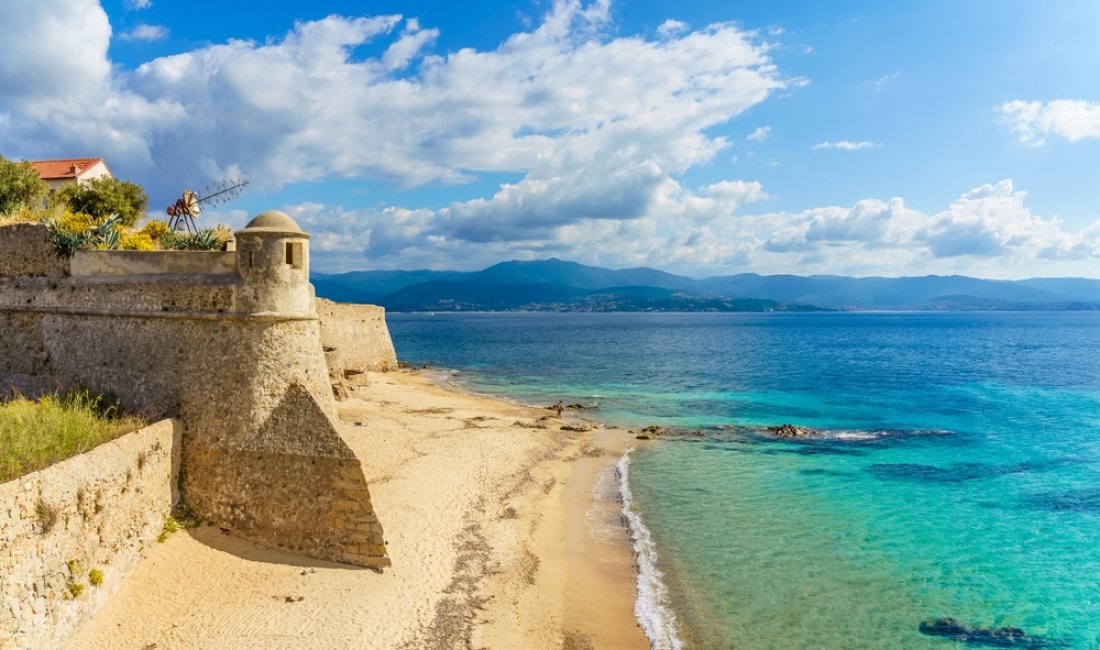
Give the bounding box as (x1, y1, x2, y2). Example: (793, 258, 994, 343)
(2, 0, 1098, 277)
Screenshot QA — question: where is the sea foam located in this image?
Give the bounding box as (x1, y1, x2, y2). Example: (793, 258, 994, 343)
(617, 448, 684, 650)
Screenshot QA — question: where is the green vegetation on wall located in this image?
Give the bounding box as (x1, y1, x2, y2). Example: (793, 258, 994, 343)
(0, 390, 146, 483)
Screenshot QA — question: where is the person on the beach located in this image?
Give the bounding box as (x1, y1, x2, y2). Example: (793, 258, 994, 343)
(552, 400, 563, 418)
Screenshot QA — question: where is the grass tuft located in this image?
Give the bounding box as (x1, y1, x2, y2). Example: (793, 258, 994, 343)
(35, 498, 58, 534)
(0, 390, 145, 483)
(157, 514, 182, 543)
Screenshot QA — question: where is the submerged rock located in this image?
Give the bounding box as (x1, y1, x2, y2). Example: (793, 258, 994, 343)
(766, 424, 820, 438)
(918, 618, 1067, 648)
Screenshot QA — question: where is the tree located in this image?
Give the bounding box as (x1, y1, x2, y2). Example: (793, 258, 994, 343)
(0, 157, 47, 216)
(55, 176, 149, 227)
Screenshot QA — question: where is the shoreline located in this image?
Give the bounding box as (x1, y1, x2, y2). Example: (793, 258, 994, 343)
(63, 369, 651, 649)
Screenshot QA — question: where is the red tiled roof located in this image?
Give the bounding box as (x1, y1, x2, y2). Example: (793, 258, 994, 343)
(27, 158, 110, 180)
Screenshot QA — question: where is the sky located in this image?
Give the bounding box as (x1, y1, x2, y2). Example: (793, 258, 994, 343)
(1, 0, 1098, 278)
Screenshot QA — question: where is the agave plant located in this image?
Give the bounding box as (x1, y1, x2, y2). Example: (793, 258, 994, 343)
(48, 227, 91, 257)
(161, 228, 223, 251)
(47, 213, 123, 256)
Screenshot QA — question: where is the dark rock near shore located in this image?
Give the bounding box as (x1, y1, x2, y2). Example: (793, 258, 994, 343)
(640, 425, 668, 436)
(918, 618, 1067, 648)
(560, 422, 594, 432)
(766, 424, 820, 438)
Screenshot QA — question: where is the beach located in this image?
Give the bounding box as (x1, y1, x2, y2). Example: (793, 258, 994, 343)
(64, 370, 648, 650)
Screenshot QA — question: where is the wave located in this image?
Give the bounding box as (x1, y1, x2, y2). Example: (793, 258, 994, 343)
(616, 449, 684, 650)
(815, 428, 953, 442)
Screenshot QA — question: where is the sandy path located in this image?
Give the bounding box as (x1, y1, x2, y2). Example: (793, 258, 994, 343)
(65, 371, 647, 650)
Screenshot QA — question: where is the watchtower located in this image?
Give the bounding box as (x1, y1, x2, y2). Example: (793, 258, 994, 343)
(234, 210, 313, 315)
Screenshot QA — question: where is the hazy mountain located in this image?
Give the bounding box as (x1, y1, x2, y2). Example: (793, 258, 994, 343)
(312, 260, 1100, 312)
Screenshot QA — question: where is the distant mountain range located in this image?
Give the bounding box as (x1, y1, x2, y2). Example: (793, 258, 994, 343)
(312, 258, 1100, 312)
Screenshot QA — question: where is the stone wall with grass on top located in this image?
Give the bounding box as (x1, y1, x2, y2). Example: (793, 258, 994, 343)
(0, 419, 181, 650)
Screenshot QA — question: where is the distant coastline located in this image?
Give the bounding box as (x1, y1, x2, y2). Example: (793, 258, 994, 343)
(313, 258, 1100, 313)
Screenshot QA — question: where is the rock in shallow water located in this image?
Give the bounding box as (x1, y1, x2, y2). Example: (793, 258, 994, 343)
(918, 617, 1067, 648)
(766, 423, 820, 438)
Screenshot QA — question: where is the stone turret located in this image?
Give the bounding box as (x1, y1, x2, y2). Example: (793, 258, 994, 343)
(234, 210, 313, 315)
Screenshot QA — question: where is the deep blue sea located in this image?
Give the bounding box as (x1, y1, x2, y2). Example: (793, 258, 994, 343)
(387, 312, 1100, 649)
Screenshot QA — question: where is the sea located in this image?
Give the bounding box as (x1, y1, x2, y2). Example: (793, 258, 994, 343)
(386, 311, 1100, 650)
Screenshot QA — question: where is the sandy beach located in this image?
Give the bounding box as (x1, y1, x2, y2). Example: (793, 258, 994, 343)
(64, 370, 649, 650)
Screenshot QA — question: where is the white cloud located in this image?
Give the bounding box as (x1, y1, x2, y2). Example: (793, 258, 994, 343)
(0, 0, 786, 223)
(118, 23, 168, 42)
(14, 2, 1088, 278)
(124, 0, 151, 9)
(381, 19, 438, 71)
(657, 19, 687, 37)
(813, 140, 879, 151)
(0, 0, 112, 105)
(746, 126, 771, 142)
(289, 178, 1099, 279)
(1001, 99, 1100, 146)
(748, 179, 1098, 276)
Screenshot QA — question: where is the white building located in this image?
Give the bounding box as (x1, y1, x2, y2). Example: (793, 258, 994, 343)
(28, 158, 112, 192)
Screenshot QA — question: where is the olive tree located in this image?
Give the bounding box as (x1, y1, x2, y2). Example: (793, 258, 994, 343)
(0, 157, 47, 216)
(55, 177, 149, 227)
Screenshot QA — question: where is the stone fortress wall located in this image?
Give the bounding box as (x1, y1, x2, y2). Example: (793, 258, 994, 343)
(0, 420, 180, 650)
(0, 214, 397, 575)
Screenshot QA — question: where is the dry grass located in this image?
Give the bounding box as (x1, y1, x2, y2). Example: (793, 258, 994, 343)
(0, 390, 145, 483)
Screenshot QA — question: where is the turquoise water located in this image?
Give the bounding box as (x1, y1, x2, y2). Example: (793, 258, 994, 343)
(388, 312, 1100, 649)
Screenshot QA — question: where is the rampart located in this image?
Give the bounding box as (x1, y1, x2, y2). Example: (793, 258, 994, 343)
(0, 420, 180, 649)
(0, 214, 396, 572)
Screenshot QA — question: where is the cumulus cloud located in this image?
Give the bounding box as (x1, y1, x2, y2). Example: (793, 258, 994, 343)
(1001, 99, 1100, 146)
(118, 23, 168, 42)
(746, 126, 771, 142)
(0, 0, 112, 105)
(124, 0, 151, 9)
(748, 179, 1098, 276)
(0, 0, 786, 220)
(813, 140, 879, 151)
(281, 174, 1098, 279)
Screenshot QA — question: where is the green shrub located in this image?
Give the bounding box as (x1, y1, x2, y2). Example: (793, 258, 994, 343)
(88, 569, 104, 587)
(53, 177, 148, 227)
(0, 158, 47, 216)
(51, 210, 96, 235)
(120, 231, 154, 251)
(140, 219, 170, 242)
